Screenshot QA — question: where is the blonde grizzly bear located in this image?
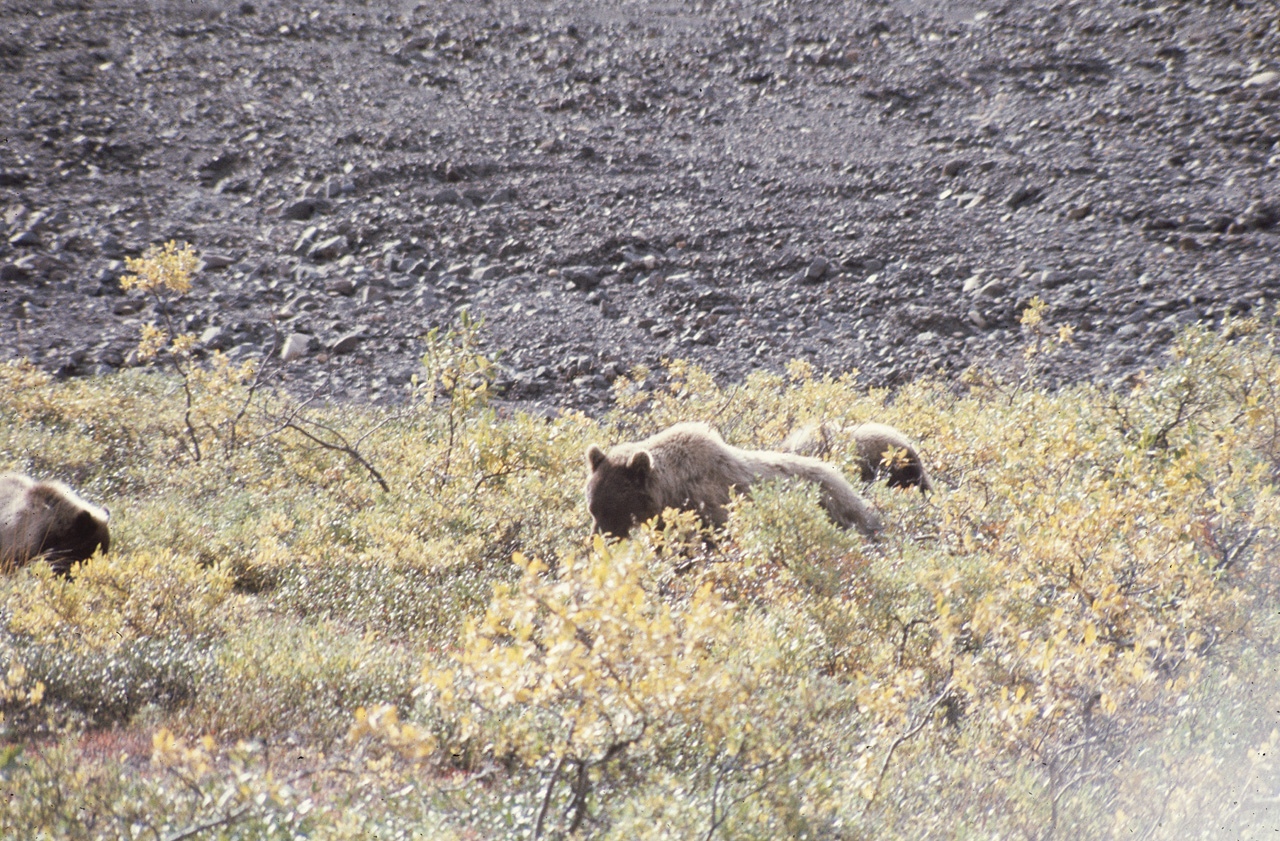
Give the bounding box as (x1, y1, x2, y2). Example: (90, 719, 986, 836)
(781, 421, 933, 494)
(585, 422, 882, 539)
(0, 472, 111, 575)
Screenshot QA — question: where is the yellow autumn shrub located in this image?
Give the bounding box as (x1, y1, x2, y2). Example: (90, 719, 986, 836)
(1, 304, 1278, 840)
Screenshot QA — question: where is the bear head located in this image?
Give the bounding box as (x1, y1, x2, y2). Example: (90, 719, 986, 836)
(585, 445, 662, 539)
(29, 482, 111, 574)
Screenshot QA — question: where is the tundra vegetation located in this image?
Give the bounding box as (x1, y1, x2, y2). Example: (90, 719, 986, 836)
(1, 245, 1279, 840)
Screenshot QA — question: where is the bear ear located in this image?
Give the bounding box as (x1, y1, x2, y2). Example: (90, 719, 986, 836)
(74, 510, 99, 535)
(587, 444, 607, 471)
(627, 450, 653, 474)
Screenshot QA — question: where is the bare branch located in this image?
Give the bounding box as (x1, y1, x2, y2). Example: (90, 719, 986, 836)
(862, 681, 953, 816)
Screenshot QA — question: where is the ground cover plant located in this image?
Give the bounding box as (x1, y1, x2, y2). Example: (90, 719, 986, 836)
(1, 248, 1278, 839)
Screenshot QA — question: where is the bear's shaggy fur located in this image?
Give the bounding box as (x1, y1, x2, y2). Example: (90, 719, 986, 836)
(585, 422, 882, 539)
(781, 421, 933, 493)
(0, 472, 111, 575)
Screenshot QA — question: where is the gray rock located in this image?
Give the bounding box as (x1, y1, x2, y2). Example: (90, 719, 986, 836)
(282, 198, 331, 221)
(293, 226, 319, 253)
(8, 228, 41, 247)
(1036, 269, 1074, 289)
(200, 326, 233, 350)
(330, 330, 364, 354)
(199, 253, 236, 271)
(977, 279, 1008, 298)
(359, 286, 389, 304)
(488, 186, 517, 204)
(805, 257, 830, 282)
(0, 262, 32, 282)
(325, 276, 356, 296)
(1115, 323, 1142, 340)
(1006, 185, 1044, 211)
(432, 188, 462, 205)
(97, 346, 125, 367)
(1243, 70, 1279, 88)
(324, 179, 355, 199)
(562, 265, 602, 290)
(309, 235, 348, 261)
(281, 333, 311, 361)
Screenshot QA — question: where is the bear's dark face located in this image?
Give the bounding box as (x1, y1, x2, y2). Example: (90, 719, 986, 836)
(39, 508, 110, 576)
(585, 445, 661, 540)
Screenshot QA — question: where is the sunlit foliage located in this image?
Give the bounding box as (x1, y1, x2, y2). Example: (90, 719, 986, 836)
(2, 300, 1279, 839)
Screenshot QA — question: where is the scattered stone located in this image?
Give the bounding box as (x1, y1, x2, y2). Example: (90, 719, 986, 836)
(215, 177, 253, 195)
(200, 326, 233, 350)
(97, 345, 125, 367)
(199, 253, 236, 271)
(196, 151, 240, 185)
(282, 198, 332, 221)
(0, 262, 32, 282)
(325, 276, 356, 296)
(804, 257, 830, 282)
(8, 227, 41, 247)
(1243, 70, 1279, 88)
(432, 188, 462, 205)
(562, 265, 602, 291)
(1006, 185, 1044, 211)
(488, 186, 518, 204)
(1036, 270, 1074, 289)
(977, 279, 1008, 298)
(281, 333, 311, 361)
(324, 178, 355, 198)
(360, 286, 389, 304)
(1115, 323, 1142, 340)
(1239, 201, 1277, 231)
(309, 235, 348, 261)
(330, 330, 364, 354)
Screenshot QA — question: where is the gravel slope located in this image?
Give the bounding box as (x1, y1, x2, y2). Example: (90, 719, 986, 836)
(3, 0, 1279, 412)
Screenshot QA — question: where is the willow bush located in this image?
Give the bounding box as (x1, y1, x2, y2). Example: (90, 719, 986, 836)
(1, 253, 1278, 840)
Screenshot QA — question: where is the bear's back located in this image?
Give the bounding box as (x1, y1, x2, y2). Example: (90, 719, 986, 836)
(626, 422, 754, 507)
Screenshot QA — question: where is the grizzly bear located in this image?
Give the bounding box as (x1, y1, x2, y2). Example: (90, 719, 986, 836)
(585, 422, 882, 539)
(0, 472, 111, 575)
(781, 421, 933, 493)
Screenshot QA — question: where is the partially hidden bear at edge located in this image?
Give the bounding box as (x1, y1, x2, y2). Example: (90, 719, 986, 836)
(584, 422, 882, 540)
(0, 471, 111, 575)
(782, 421, 934, 494)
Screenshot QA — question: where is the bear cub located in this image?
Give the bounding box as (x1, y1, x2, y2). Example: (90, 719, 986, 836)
(0, 472, 111, 575)
(585, 422, 882, 539)
(782, 421, 933, 494)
